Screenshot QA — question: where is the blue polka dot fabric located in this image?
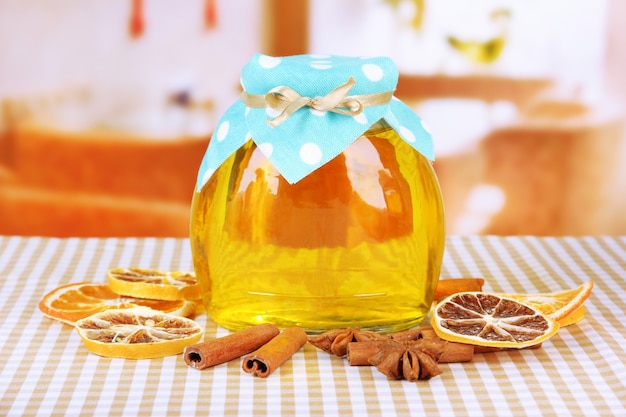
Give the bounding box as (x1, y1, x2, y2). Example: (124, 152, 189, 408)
(196, 53, 434, 188)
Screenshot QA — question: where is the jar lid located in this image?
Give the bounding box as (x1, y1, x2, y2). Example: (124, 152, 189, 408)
(196, 53, 434, 187)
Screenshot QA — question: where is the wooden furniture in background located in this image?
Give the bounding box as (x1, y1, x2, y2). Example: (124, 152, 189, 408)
(262, 0, 309, 56)
(0, 117, 209, 237)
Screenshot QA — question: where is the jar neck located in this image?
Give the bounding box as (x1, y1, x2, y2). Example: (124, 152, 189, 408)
(365, 119, 392, 135)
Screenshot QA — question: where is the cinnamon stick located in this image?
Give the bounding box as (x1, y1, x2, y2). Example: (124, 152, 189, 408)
(390, 327, 440, 342)
(241, 327, 307, 378)
(434, 278, 485, 301)
(390, 328, 542, 354)
(347, 339, 474, 366)
(184, 323, 280, 370)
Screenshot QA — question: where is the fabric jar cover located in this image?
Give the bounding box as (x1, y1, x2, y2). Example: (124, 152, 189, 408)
(195, 53, 434, 188)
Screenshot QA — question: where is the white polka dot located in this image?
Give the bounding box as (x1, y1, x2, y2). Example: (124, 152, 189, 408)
(259, 55, 281, 68)
(353, 113, 368, 124)
(245, 107, 250, 116)
(216, 121, 230, 141)
(399, 126, 416, 143)
(420, 119, 432, 134)
(310, 98, 327, 117)
(311, 63, 332, 70)
(310, 54, 331, 59)
(362, 64, 384, 81)
(257, 142, 273, 158)
(200, 168, 215, 188)
(266, 107, 281, 119)
(299, 142, 323, 165)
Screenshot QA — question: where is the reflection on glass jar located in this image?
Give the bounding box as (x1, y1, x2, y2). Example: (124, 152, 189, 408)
(190, 122, 445, 333)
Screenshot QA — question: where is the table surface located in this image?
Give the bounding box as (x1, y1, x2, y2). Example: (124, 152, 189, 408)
(1, 235, 625, 416)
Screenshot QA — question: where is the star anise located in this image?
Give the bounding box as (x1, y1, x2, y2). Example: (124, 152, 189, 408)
(308, 327, 389, 357)
(368, 339, 446, 381)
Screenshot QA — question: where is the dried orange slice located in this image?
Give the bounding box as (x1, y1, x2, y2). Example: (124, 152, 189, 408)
(558, 305, 586, 327)
(107, 267, 200, 301)
(499, 280, 593, 326)
(75, 307, 203, 359)
(39, 282, 196, 325)
(431, 292, 560, 348)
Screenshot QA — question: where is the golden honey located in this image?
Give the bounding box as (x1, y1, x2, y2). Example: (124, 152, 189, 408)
(190, 123, 444, 333)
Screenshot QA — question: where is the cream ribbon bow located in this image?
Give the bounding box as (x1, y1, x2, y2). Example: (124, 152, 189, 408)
(241, 77, 393, 128)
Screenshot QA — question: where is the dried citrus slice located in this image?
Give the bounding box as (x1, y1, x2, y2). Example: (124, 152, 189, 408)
(107, 267, 200, 301)
(558, 305, 586, 327)
(39, 282, 196, 325)
(499, 280, 593, 326)
(431, 292, 560, 348)
(75, 307, 203, 359)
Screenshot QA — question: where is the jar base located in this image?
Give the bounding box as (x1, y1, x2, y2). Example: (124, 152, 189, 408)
(206, 302, 431, 335)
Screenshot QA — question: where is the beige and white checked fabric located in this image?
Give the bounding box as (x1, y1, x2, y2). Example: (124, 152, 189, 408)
(1, 236, 625, 416)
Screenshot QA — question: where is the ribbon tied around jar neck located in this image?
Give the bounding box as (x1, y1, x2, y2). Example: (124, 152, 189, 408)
(241, 77, 394, 128)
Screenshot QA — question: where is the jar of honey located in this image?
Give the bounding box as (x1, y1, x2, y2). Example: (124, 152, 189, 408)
(190, 54, 444, 333)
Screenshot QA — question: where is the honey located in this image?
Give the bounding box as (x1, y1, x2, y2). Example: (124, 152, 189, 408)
(190, 122, 444, 333)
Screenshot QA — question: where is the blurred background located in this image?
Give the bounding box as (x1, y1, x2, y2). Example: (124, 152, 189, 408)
(1, 0, 625, 237)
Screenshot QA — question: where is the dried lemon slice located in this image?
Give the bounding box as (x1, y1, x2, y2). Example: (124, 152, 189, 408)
(39, 282, 197, 325)
(431, 292, 560, 348)
(499, 280, 593, 326)
(75, 307, 203, 359)
(107, 267, 200, 301)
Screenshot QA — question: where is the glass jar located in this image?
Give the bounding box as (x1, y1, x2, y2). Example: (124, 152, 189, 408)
(190, 54, 445, 333)
(191, 123, 444, 333)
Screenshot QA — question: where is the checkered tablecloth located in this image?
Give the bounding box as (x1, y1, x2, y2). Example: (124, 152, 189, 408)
(1, 235, 625, 416)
